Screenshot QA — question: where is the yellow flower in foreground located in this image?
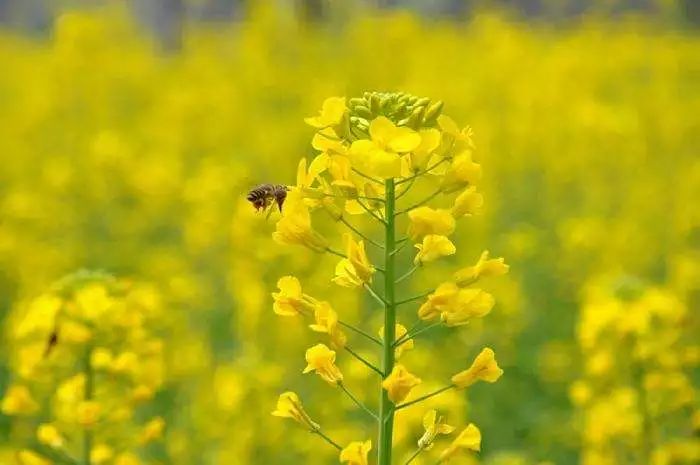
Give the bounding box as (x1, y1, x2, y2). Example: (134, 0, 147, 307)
(414, 234, 456, 265)
(382, 364, 422, 403)
(295, 157, 326, 191)
(76, 400, 101, 427)
(309, 301, 347, 348)
(1, 385, 39, 416)
(438, 423, 482, 462)
(418, 409, 455, 450)
(418, 284, 494, 326)
(442, 151, 482, 194)
(273, 189, 328, 252)
(16, 450, 52, 465)
(378, 323, 414, 359)
(272, 391, 320, 430)
(339, 439, 372, 465)
(272, 276, 308, 316)
(454, 250, 509, 285)
(451, 186, 484, 218)
(407, 207, 455, 241)
(452, 348, 504, 389)
(441, 289, 495, 326)
(438, 115, 475, 150)
(406, 128, 441, 172)
(37, 424, 64, 449)
(305, 96, 347, 129)
(333, 233, 375, 288)
(303, 343, 344, 385)
(349, 116, 421, 178)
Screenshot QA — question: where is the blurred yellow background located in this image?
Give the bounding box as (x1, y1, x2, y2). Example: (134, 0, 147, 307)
(0, 1, 698, 464)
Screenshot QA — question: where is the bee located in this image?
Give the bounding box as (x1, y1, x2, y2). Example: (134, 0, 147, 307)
(246, 183, 289, 217)
(44, 329, 58, 358)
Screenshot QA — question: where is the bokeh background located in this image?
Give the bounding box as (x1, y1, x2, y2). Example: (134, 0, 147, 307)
(0, 1, 698, 464)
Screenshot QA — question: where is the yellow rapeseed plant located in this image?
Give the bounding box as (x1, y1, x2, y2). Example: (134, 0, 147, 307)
(267, 93, 507, 465)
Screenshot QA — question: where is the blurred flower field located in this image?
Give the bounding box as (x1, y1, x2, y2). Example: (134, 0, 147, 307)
(0, 4, 698, 465)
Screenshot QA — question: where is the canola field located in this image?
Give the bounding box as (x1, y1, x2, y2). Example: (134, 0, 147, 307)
(0, 6, 698, 465)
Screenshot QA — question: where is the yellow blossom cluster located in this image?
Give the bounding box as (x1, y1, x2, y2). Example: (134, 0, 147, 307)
(268, 93, 507, 465)
(571, 278, 699, 465)
(1, 271, 166, 465)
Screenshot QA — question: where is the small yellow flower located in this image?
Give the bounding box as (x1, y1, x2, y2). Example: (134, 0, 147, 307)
(76, 400, 101, 427)
(407, 207, 455, 241)
(418, 410, 455, 450)
(16, 450, 52, 465)
(333, 233, 375, 288)
(111, 351, 138, 376)
(90, 444, 114, 464)
(305, 96, 347, 129)
(438, 423, 482, 462)
(272, 276, 308, 316)
(59, 320, 92, 344)
(451, 186, 483, 218)
(414, 234, 456, 265)
(441, 289, 495, 326)
(139, 417, 165, 444)
(454, 250, 509, 285)
(406, 128, 441, 173)
(309, 301, 347, 348)
(418, 285, 494, 325)
(271, 391, 320, 430)
(378, 324, 414, 359)
(273, 189, 329, 252)
(90, 347, 114, 370)
(382, 364, 422, 403)
(37, 423, 64, 449)
(441, 151, 482, 193)
(349, 116, 421, 179)
(418, 282, 459, 321)
(303, 343, 344, 385)
(296, 157, 326, 191)
(0, 385, 39, 416)
(339, 439, 372, 465)
(438, 115, 475, 150)
(73, 283, 114, 321)
(451, 348, 504, 389)
(131, 384, 155, 403)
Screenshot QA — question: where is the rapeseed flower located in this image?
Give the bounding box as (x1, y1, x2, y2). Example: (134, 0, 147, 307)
(452, 348, 504, 389)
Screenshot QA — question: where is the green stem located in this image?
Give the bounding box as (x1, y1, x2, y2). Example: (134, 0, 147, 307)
(395, 188, 443, 216)
(357, 200, 387, 225)
(339, 383, 378, 420)
(395, 321, 442, 348)
(364, 283, 388, 307)
(395, 289, 433, 306)
(344, 346, 383, 376)
(340, 217, 384, 249)
(83, 346, 94, 465)
(395, 265, 418, 284)
(338, 320, 383, 346)
(395, 385, 454, 411)
(378, 179, 397, 465)
(312, 428, 343, 451)
(404, 447, 423, 465)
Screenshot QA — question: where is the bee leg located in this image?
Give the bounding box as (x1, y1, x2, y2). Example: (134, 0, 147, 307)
(265, 206, 274, 220)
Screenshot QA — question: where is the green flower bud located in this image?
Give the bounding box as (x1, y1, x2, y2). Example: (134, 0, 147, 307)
(354, 105, 373, 119)
(424, 100, 444, 124)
